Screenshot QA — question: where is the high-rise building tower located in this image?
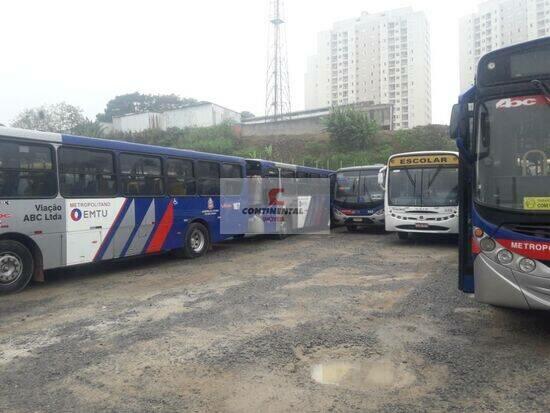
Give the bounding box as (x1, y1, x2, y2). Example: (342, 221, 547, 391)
(459, 0, 550, 92)
(265, 0, 291, 121)
(304, 8, 432, 130)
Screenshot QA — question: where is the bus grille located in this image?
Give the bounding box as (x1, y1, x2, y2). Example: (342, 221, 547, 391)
(396, 225, 449, 231)
(503, 224, 550, 240)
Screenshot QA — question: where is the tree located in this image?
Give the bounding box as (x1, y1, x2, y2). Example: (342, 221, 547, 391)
(96, 92, 198, 122)
(393, 124, 455, 153)
(241, 111, 255, 120)
(71, 120, 106, 138)
(324, 106, 378, 151)
(11, 102, 86, 133)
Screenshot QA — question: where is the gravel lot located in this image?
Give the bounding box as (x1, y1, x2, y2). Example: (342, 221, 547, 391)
(1, 228, 550, 412)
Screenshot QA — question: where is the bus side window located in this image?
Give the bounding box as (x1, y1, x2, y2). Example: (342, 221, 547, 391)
(221, 163, 243, 195)
(197, 161, 220, 196)
(0, 140, 57, 198)
(166, 158, 195, 196)
(59, 147, 117, 198)
(120, 154, 164, 196)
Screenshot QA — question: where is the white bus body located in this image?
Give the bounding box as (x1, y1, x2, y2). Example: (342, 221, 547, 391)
(379, 151, 459, 237)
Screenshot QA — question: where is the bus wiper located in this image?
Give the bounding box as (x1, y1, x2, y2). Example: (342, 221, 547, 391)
(405, 170, 416, 190)
(427, 166, 443, 189)
(532, 80, 550, 105)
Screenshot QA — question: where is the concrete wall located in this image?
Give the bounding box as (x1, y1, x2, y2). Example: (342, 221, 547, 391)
(161, 104, 240, 129)
(241, 104, 392, 138)
(241, 116, 326, 138)
(113, 112, 164, 133)
(111, 103, 241, 133)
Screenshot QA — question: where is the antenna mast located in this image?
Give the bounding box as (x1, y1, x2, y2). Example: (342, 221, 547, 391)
(265, 0, 291, 121)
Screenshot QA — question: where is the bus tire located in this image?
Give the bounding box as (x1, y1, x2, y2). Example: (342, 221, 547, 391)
(397, 232, 409, 240)
(0, 240, 34, 294)
(181, 223, 210, 259)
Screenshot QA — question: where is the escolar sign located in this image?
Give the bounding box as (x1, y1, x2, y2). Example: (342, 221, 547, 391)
(389, 154, 459, 168)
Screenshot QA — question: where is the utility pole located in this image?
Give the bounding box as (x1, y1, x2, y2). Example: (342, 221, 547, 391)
(265, 0, 291, 122)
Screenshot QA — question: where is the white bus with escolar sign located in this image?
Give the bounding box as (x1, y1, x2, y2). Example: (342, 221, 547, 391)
(378, 151, 459, 240)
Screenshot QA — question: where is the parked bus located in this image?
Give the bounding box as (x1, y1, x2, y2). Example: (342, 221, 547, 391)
(379, 151, 459, 239)
(450, 37, 550, 310)
(244, 159, 333, 236)
(0, 127, 249, 293)
(332, 165, 385, 232)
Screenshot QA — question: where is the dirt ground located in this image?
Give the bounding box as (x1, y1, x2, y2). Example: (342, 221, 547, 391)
(1, 228, 550, 412)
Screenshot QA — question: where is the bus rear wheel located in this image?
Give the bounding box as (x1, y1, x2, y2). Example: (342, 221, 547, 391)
(180, 223, 210, 259)
(0, 240, 34, 294)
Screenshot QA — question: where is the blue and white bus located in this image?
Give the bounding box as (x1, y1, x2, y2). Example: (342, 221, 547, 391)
(332, 165, 385, 232)
(0, 127, 248, 293)
(450, 37, 550, 310)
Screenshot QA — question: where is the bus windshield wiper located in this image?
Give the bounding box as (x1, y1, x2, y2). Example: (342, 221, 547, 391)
(427, 166, 443, 190)
(405, 170, 416, 191)
(532, 80, 550, 105)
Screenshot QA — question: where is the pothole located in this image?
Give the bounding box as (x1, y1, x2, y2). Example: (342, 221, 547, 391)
(311, 357, 416, 390)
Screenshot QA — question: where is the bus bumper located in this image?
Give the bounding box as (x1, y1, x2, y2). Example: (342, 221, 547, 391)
(385, 214, 458, 234)
(333, 210, 385, 226)
(474, 254, 550, 310)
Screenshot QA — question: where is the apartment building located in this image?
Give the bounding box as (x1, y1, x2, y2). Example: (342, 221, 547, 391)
(459, 0, 550, 91)
(305, 8, 432, 129)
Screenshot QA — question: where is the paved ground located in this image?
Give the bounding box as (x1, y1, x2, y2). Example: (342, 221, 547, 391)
(1, 228, 550, 412)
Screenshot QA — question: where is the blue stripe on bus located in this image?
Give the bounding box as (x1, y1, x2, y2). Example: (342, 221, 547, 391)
(94, 198, 132, 261)
(120, 198, 153, 257)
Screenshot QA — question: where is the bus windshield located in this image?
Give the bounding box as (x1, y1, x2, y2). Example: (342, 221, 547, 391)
(476, 95, 550, 211)
(335, 170, 383, 204)
(389, 167, 458, 207)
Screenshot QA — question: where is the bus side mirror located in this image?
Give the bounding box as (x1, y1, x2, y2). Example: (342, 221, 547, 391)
(378, 167, 387, 191)
(450, 104, 462, 140)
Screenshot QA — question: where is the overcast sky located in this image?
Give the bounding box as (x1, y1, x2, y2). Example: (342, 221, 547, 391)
(0, 0, 485, 126)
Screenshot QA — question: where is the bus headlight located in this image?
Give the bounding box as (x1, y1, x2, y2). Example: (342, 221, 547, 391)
(518, 258, 536, 273)
(375, 209, 384, 215)
(479, 237, 496, 252)
(496, 249, 514, 265)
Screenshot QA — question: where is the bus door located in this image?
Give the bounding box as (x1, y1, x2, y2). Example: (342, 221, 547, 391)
(452, 103, 475, 293)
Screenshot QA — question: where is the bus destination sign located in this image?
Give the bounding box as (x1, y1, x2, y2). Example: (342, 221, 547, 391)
(389, 154, 459, 168)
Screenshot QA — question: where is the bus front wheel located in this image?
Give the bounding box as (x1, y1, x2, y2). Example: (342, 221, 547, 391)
(0, 240, 34, 294)
(180, 223, 210, 259)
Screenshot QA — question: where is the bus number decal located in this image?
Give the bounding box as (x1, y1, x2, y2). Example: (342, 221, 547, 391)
(496, 96, 548, 109)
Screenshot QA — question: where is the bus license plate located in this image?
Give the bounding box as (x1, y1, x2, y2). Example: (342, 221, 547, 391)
(415, 223, 429, 229)
(353, 218, 363, 223)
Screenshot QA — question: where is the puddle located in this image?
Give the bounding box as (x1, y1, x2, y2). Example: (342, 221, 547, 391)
(311, 358, 415, 390)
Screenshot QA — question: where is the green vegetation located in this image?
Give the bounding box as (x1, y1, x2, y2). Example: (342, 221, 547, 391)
(10, 101, 455, 170)
(324, 106, 378, 151)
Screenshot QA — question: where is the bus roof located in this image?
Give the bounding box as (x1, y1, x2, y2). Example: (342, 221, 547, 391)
(246, 158, 333, 175)
(337, 165, 384, 172)
(0, 126, 246, 164)
(387, 150, 459, 162)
